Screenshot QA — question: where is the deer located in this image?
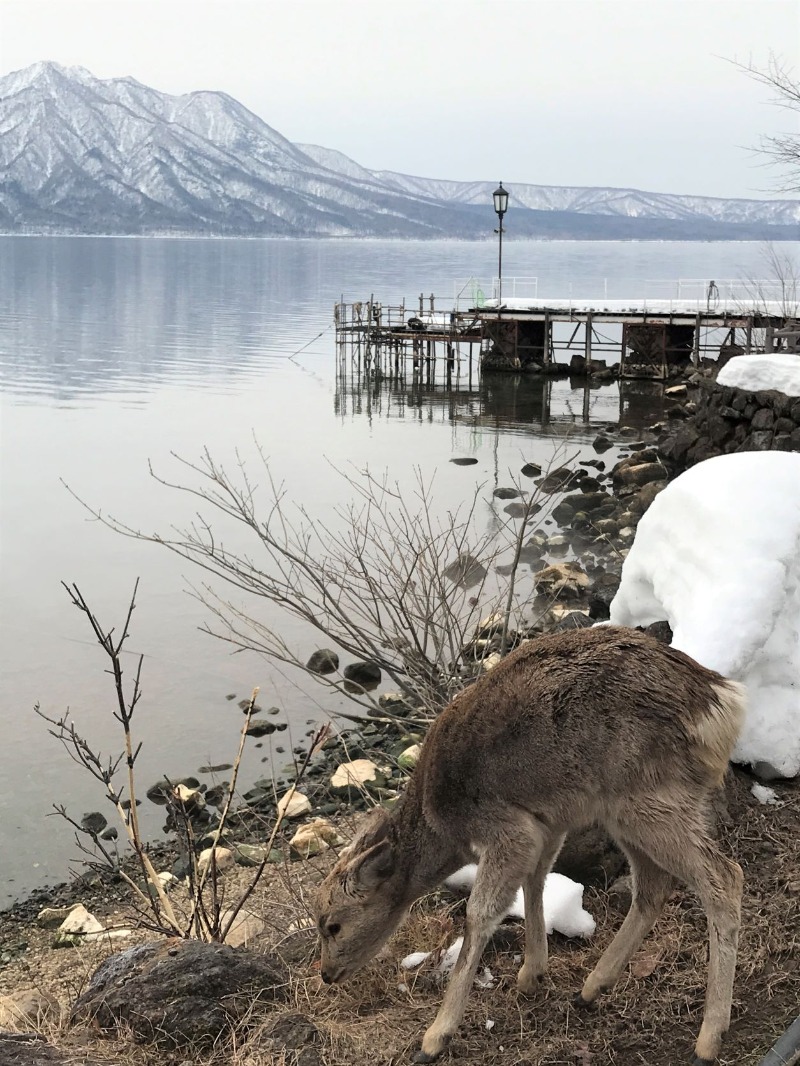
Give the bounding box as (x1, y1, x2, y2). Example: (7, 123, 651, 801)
(314, 625, 746, 1066)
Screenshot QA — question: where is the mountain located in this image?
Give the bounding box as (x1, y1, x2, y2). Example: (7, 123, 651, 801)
(1, 62, 798, 240)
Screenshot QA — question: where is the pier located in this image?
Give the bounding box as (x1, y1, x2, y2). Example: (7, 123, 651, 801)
(335, 277, 797, 388)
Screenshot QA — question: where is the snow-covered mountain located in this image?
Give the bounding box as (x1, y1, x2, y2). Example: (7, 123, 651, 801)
(2, 62, 798, 239)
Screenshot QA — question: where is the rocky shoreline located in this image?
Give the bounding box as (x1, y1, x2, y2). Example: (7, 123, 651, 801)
(2, 364, 799, 1066)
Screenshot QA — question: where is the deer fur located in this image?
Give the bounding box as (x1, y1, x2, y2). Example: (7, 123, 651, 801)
(315, 626, 746, 1066)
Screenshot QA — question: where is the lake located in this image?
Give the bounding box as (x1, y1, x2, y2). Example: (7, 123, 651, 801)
(1, 235, 795, 905)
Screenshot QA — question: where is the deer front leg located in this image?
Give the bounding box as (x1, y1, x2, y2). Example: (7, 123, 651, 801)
(517, 832, 565, 995)
(416, 830, 543, 1062)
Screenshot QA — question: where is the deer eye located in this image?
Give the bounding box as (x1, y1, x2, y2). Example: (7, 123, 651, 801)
(326, 922, 341, 938)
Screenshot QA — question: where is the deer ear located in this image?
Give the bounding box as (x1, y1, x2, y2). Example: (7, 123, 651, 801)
(347, 838, 395, 891)
(340, 806, 392, 859)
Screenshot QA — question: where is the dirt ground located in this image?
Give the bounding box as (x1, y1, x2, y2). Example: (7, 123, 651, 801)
(0, 768, 798, 1066)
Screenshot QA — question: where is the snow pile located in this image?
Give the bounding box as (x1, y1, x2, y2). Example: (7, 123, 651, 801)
(609, 451, 800, 777)
(751, 783, 779, 805)
(444, 864, 595, 937)
(717, 353, 800, 398)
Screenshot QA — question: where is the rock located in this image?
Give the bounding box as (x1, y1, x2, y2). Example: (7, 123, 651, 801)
(554, 825, 625, 887)
(664, 384, 688, 398)
(607, 874, 634, 913)
(378, 692, 414, 716)
(493, 486, 521, 499)
(397, 744, 422, 770)
(246, 719, 277, 737)
(277, 791, 312, 820)
(593, 434, 614, 453)
(553, 611, 594, 631)
(751, 760, 783, 782)
(520, 462, 542, 477)
(481, 652, 503, 672)
(80, 811, 107, 835)
(36, 903, 81, 929)
(644, 620, 673, 644)
(220, 909, 266, 949)
(504, 501, 533, 518)
(233, 843, 283, 867)
(197, 846, 235, 877)
(443, 552, 488, 588)
(545, 534, 570, 555)
(260, 1012, 324, 1066)
(0, 989, 59, 1027)
(71, 939, 289, 1047)
(290, 818, 343, 859)
(534, 562, 590, 599)
(198, 763, 233, 774)
(147, 777, 200, 805)
(450, 457, 478, 465)
(306, 649, 339, 674)
(330, 759, 385, 793)
(538, 466, 582, 494)
(172, 784, 206, 812)
(343, 661, 382, 689)
(52, 904, 103, 947)
(0, 1033, 104, 1066)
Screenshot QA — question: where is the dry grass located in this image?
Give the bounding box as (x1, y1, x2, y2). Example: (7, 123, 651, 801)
(1, 768, 798, 1066)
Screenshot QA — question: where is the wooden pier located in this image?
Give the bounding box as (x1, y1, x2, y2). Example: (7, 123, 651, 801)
(335, 277, 797, 386)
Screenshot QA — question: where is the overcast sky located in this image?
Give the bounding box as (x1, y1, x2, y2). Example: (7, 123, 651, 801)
(1, 0, 798, 200)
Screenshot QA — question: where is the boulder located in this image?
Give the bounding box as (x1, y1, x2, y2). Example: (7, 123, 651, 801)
(306, 649, 339, 674)
(0, 1033, 103, 1066)
(70, 939, 288, 1047)
(342, 661, 382, 690)
(0, 990, 59, 1028)
(246, 719, 277, 737)
(290, 818, 343, 859)
(220, 908, 266, 949)
(493, 486, 521, 500)
(197, 846, 235, 877)
(443, 552, 488, 588)
(330, 759, 385, 794)
(396, 744, 422, 771)
(534, 562, 590, 600)
(52, 905, 103, 948)
(277, 791, 312, 820)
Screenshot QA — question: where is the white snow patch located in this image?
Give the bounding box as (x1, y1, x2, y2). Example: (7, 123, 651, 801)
(751, 783, 779, 805)
(717, 353, 800, 398)
(444, 865, 595, 937)
(609, 451, 800, 776)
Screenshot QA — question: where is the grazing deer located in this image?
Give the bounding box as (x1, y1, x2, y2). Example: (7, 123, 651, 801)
(315, 626, 746, 1065)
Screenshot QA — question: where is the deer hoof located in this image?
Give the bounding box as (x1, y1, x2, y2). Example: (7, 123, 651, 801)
(572, 991, 596, 1010)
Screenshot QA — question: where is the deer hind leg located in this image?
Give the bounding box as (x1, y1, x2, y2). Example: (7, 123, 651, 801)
(579, 842, 676, 1005)
(416, 821, 546, 1063)
(599, 806, 742, 1066)
(517, 831, 566, 994)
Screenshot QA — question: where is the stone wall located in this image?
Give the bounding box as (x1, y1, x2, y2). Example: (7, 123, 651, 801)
(659, 379, 800, 473)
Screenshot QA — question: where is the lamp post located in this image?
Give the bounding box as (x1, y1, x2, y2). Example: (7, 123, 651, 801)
(493, 182, 509, 316)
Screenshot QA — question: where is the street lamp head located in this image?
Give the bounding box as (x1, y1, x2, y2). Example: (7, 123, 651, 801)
(493, 182, 509, 218)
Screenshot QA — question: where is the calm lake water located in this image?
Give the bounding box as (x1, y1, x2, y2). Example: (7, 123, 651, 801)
(1, 236, 796, 905)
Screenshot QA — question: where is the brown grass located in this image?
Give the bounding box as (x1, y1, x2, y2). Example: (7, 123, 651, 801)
(1, 768, 797, 1066)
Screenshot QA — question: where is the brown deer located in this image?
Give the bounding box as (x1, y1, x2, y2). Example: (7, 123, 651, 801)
(314, 626, 746, 1065)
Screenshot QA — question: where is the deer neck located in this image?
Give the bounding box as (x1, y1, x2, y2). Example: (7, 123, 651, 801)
(389, 783, 467, 906)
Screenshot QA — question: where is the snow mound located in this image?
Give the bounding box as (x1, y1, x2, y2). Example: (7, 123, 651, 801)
(717, 353, 800, 398)
(609, 451, 800, 777)
(443, 864, 595, 937)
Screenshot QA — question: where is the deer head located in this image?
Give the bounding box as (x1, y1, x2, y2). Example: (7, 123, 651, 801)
(315, 806, 409, 984)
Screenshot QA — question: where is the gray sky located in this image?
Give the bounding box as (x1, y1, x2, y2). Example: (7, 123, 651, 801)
(1, 0, 798, 199)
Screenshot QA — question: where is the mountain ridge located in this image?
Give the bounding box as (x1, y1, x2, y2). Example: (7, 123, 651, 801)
(2, 62, 798, 240)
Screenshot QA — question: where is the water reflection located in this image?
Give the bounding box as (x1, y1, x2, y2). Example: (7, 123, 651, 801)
(335, 368, 668, 437)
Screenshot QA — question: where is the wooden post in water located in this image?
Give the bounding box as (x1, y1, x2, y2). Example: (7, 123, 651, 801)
(692, 313, 701, 367)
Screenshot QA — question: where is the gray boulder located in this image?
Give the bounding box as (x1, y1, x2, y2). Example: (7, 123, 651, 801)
(71, 939, 288, 1048)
